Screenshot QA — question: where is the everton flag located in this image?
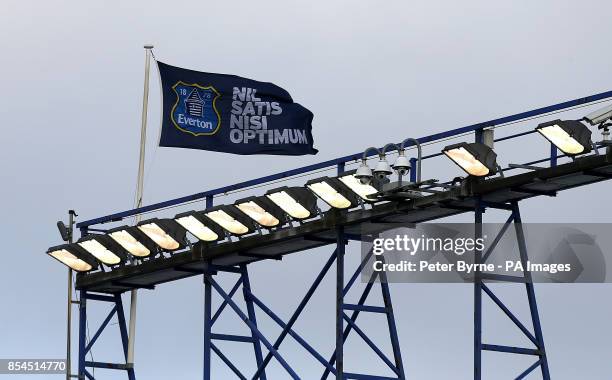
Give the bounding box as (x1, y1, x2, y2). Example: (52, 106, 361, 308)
(157, 62, 317, 155)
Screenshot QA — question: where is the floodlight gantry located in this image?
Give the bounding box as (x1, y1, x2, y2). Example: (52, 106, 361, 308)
(52, 88, 612, 380)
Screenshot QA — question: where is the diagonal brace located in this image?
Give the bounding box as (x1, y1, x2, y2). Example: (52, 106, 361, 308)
(211, 343, 247, 380)
(321, 270, 379, 380)
(208, 275, 299, 380)
(211, 276, 243, 325)
(85, 305, 117, 354)
(342, 313, 399, 376)
(252, 249, 337, 380)
(481, 284, 538, 347)
(247, 290, 337, 375)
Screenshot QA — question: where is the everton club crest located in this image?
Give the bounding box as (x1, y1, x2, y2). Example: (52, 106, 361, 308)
(171, 82, 221, 136)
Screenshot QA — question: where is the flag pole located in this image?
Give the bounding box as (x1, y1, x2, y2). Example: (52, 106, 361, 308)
(65, 210, 75, 380)
(127, 44, 154, 367)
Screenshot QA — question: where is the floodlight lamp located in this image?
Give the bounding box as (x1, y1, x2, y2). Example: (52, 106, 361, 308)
(77, 234, 128, 265)
(204, 206, 255, 235)
(137, 218, 186, 251)
(108, 226, 156, 257)
(442, 142, 497, 177)
(338, 171, 379, 202)
(235, 196, 286, 228)
(175, 211, 224, 242)
(306, 177, 359, 209)
(47, 244, 98, 272)
(535, 119, 592, 156)
(266, 186, 319, 220)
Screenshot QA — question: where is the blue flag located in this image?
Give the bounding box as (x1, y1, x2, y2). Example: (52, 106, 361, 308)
(157, 62, 317, 156)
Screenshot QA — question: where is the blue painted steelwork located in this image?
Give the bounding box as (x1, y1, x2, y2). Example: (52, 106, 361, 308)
(198, 237, 405, 379)
(252, 249, 338, 379)
(473, 197, 484, 380)
(208, 271, 299, 379)
(76, 89, 612, 229)
(550, 144, 558, 167)
(240, 264, 267, 380)
(77, 291, 136, 380)
(474, 201, 551, 380)
(409, 157, 417, 183)
(336, 226, 345, 380)
(73, 90, 612, 379)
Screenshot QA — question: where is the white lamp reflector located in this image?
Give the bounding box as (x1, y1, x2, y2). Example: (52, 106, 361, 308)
(537, 124, 585, 155)
(138, 222, 181, 250)
(339, 174, 377, 201)
(176, 215, 219, 241)
(444, 147, 490, 176)
(49, 249, 93, 272)
(109, 230, 151, 257)
(266, 191, 311, 219)
(206, 210, 250, 235)
(78, 239, 121, 265)
(236, 201, 280, 227)
(307, 182, 351, 209)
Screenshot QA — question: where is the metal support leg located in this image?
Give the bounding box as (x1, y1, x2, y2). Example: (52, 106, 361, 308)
(322, 246, 405, 379)
(241, 265, 267, 380)
(115, 294, 136, 380)
(512, 202, 551, 380)
(253, 249, 337, 380)
(76, 291, 136, 380)
(336, 226, 345, 380)
(475, 200, 551, 379)
(474, 129, 484, 380)
(203, 242, 405, 380)
(208, 275, 299, 380)
(379, 259, 406, 380)
(78, 291, 87, 379)
(204, 275, 212, 380)
(474, 198, 483, 380)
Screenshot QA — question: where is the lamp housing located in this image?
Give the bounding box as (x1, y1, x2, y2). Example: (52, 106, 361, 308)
(535, 119, 592, 156)
(175, 211, 225, 242)
(234, 196, 287, 228)
(77, 234, 129, 266)
(266, 186, 319, 220)
(442, 142, 497, 177)
(47, 243, 98, 272)
(204, 205, 257, 235)
(338, 170, 380, 202)
(306, 176, 360, 209)
(108, 226, 157, 257)
(137, 218, 187, 251)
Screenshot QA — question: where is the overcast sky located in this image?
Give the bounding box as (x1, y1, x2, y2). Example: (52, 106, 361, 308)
(1, 1, 612, 379)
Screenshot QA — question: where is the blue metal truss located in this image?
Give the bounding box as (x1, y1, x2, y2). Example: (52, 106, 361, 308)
(72, 90, 612, 379)
(77, 291, 136, 380)
(473, 199, 551, 380)
(75, 200, 551, 380)
(202, 231, 406, 380)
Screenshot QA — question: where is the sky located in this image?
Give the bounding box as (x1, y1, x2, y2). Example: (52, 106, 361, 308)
(1, 0, 612, 379)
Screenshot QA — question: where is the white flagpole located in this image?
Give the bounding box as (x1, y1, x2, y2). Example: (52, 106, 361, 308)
(65, 210, 75, 380)
(127, 44, 154, 367)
